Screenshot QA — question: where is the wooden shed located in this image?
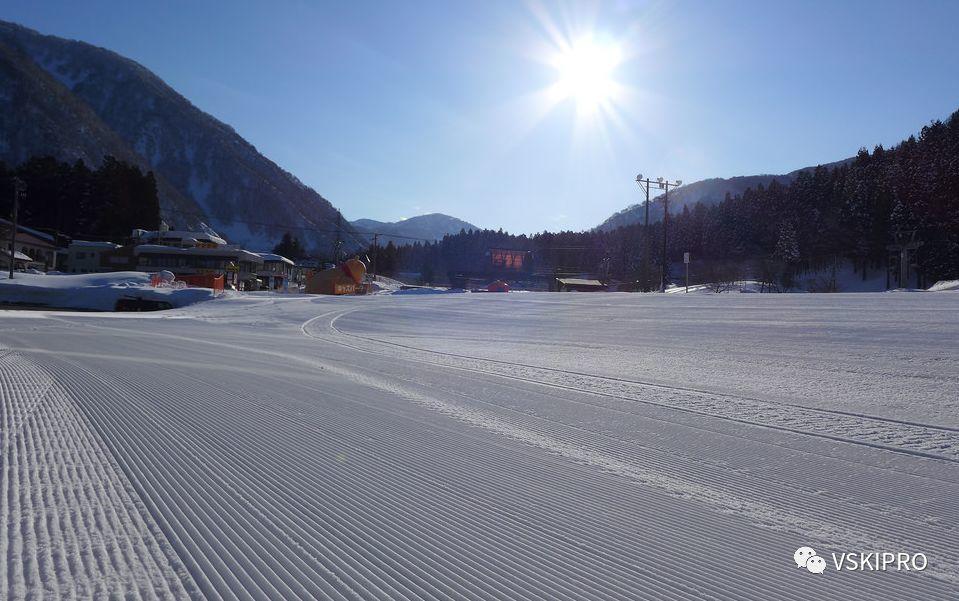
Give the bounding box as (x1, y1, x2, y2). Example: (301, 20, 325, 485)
(555, 278, 607, 292)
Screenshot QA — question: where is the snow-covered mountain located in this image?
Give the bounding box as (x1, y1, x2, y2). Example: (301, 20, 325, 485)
(595, 159, 853, 232)
(0, 20, 361, 252)
(351, 213, 479, 243)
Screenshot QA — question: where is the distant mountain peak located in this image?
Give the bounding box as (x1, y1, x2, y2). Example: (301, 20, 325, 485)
(350, 213, 479, 243)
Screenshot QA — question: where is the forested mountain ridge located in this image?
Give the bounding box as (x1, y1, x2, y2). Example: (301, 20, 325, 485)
(377, 111, 959, 288)
(597, 174, 787, 231)
(0, 20, 361, 252)
(0, 32, 198, 222)
(595, 158, 854, 231)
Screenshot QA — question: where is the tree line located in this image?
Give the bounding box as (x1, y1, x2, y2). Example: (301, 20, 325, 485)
(370, 109, 959, 289)
(0, 155, 160, 243)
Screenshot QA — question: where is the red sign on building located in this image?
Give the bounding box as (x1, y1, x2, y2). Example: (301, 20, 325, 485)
(489, 248, 527, 271)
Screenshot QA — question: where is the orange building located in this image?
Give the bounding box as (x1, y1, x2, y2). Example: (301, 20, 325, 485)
(306, 258, 367, 295)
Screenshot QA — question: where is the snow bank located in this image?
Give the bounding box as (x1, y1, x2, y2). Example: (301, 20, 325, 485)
(929, 279, 959, 292)
(0, 272, 216, 311)
(369, 275, 405, 294)
(391, 286, 464, 296)
(669, 261, 921, 294)
(665, 280, 769, 294)
(663, 260, 906, 294)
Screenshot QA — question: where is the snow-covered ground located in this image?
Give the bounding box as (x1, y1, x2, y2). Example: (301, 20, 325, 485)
(1, 292, 957, 599)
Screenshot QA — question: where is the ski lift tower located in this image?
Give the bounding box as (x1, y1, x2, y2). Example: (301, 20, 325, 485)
(886, 230, 923, 289)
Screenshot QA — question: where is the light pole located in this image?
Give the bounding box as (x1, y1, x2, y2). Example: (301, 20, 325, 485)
(371, 232, 379, 283)
(8, 177, 25, 280)
(635, 174, 682, 292)
(635, 174, 651, 291)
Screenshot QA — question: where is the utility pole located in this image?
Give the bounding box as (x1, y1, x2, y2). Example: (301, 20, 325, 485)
(635, 174, 651, 291)
(635, 174, 682, 292)
(371, 232, 378, 283)
(333, 213, 343, 265)
(661, 182, 668, 292)
(8, 177, 24, 280)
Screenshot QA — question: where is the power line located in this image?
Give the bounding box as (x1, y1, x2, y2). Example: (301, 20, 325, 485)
(159, 206, 369, 248)
(159, 207, 440, 244)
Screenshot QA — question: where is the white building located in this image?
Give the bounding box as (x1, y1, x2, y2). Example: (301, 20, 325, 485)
(65, 241, 121, 273)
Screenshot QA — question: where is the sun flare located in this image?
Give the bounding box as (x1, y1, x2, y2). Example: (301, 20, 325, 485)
(549, 36, 624, 112)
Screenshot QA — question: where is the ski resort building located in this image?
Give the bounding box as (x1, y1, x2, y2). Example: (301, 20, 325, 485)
(0, 217, 58, 270)
(64, 241, 121, 273)
(256, 253, 295, 290)
(132, 245, 264, 289)
(447, 247, 533, 289)
(94, 228, 293, 290)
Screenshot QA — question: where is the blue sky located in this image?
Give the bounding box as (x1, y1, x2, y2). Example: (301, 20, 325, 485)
(6, 1, 959, 233)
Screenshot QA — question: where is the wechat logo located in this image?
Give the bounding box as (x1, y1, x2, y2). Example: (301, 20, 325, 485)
(794, 547, 827, 574)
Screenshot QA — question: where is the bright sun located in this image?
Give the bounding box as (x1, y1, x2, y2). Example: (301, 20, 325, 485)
(550, 37, 623, 112)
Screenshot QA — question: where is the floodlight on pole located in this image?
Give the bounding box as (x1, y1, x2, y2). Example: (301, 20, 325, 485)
(635, 173, 682, 291)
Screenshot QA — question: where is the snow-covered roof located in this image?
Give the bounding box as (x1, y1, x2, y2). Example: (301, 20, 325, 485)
(134, 229, 228, 246)
(256, 253, 295, 265)
(133, 244, 264, 263)
(556, 278, 605, 287)
(0, 217, 55, 242)
(2, 249, 34, 262)
(69, 240, 122, 249)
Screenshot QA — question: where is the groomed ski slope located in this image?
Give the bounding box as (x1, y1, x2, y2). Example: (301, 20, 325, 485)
(1, 292, 958, 600)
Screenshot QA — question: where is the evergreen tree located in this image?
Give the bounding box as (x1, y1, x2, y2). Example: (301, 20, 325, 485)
(273, 232, 305, 258)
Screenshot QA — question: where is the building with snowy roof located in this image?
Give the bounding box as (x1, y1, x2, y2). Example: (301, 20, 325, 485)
(256, 253, 295, 290)
(131, 245, 264, 290)
(131, 228, 228, 248)
(0, 249, 35, 272)
(65, 240, 122, 273)
(0, 217, 58, 270)
(554, 277, 607, 292)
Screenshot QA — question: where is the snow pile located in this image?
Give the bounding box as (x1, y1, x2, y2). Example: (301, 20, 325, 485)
(0, 272, 216, 311)
(665, 280, 769, 294)
(929, 279, 959, 292)
(667, 260, 903, 294)
(391, 286, 464, 295)
(369, 275, 406, 294)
